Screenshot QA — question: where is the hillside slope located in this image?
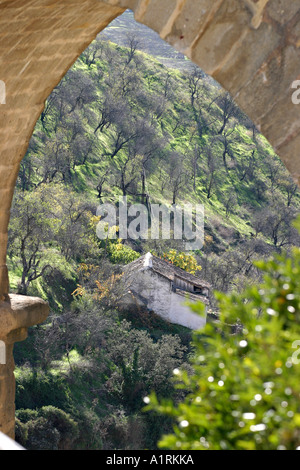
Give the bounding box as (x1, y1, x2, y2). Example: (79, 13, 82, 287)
(13, 37, 300, 292)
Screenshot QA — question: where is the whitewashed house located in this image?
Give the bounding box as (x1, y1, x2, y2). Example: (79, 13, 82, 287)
(121, 252, 211, 330)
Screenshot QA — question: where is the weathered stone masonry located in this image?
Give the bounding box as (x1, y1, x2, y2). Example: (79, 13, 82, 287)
(0, 0, 299, 438)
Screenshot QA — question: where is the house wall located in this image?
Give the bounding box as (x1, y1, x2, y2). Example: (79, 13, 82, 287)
(169, 290, 207, 330)
(123, 268, 207, 330)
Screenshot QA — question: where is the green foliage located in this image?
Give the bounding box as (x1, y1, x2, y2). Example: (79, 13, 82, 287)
(100, 408, 146, 450)
(15, 300, 191, 450)
(15, 406, 78, 450)
(12, 30, 300, 302)
(15, 418, 28, 448)
(19, 35, 300, 247)
(105, 320, 188, 409)
(145, 231, 300, 450)
(8, 184, 98, 298)
(16, 408, 39, 423)
(71, 407, 103, 450)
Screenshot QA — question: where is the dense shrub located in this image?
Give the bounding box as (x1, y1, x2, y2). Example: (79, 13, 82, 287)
(26, 417, 61, 450)
(15, 418, 28, 448)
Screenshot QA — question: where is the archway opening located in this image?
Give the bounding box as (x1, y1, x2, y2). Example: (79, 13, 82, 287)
(9, 9, 300, 450)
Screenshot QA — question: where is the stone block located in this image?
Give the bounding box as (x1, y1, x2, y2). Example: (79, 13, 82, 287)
(234, 44, 300, 128)
(0, 430, 24, 448)
(0, 189, 14, 211)
(0, 375, 15, 404)
(135, 0, 178, 36)
(191, 0, 251, 75)
(213, 22, 280, 98)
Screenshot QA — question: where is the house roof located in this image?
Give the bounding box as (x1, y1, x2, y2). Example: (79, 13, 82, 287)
(123, 252, 211, 289)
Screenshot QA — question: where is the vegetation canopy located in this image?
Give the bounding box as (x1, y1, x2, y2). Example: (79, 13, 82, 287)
(10, 12, 300, 450)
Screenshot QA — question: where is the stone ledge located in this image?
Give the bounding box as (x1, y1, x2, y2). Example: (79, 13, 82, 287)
(0, 294, 49, 339)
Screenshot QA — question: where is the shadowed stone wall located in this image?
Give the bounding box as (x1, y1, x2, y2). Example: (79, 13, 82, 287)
(0, 0, 299, 439)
